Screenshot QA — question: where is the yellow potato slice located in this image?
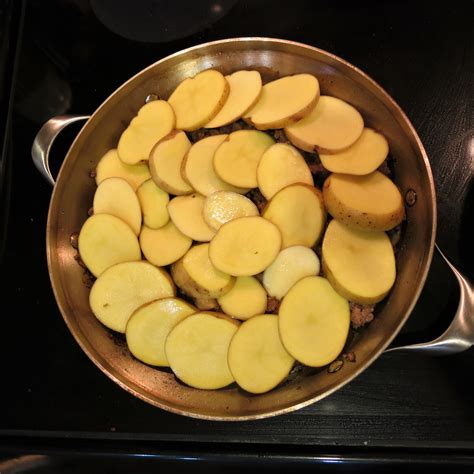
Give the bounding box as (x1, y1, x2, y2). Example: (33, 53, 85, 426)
(149, 131, 193, 195)
(245, 74, 320, 130)
(322, 219, 396, 304)
(136, 179, 170, 229)
(263, 183, 326, 248)
(171, 243, 235, 299)
(125, 298, 196, 367)
(279, 276, 350, 367)
(93, 177, 142, 235)
(203, 191, 259, 231)
(78, 214, 141, 278)
(167, 193, 216, 241)
(285, 96, 364, 153)
(228, 314, 294, 394)
(90, 261, 176, 333)
(95, 149, 151, 191)
(139, 221, 192, 267)
(257, 143, 314, 199)
(168, 69, 229, 131)
(263, 246, 320, 299)
(165, 312, 239, 390)
(205, 70, 262, 128)
(182, 135, 249, 196)
(319, 128, 389, 175)
(322, 171, 405, 231)
(217, 276, 267, 320)
(213, 130, 275, 188)
(117, 100, 175, 164)
(209, 216, 281, 276)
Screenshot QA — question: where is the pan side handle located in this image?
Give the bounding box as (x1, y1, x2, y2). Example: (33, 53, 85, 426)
(31, 115, 89, 186)
(387, 244, 473, 355)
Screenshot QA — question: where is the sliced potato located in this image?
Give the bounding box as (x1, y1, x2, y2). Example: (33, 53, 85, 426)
(257, 143, 313, 199)
(319, 128, 389, 175)
(205, 70, 262, 128)
(263, 246, 320, 299)
(148, 131, 193, 195)
(213, 130, 275, 188)
(125, 298, 196, 366)
(167, 193, 216, 242)
(203, 191, 259, 231)
(93, 177, 142, 235)
(136, 179, 170, 229)
(209, 216, 281, 276)
(322, 219, 396, 304)
(194, 297, 219, 311)
(168, 69, 229, 131)
(182, 135, 249, 196)
(279, 276, 350, 367)
(90, 261, 176, 333)
(217, 276, 267, 320)
(95, 149, 151, 191)
(165, 312, 239, 390)
(263, 183, 326, 248)
(228, 314, 294, 394)
(78, 214, 141, 277)
(322, 171, 405, 231)
(139, 221, 192, 267)
(285, 96, 364, 153)
(245, 74, 319, 130)
(171, 243, 235, 299)
(117, 100, 175, 164)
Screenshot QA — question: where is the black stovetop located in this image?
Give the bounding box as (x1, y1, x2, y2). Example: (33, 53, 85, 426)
(1, 0, 473, 471)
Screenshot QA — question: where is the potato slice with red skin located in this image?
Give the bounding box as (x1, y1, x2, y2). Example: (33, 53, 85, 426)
(149, 131, 193, 195)
(279, 276, 350, 367)
(263, 183, 326, 249)
(228, 314, 295, 394)
(285, 96, 364, 153)
(78, 214, 141, 277)
(95, 149, 151, 191)
(93, 177, 142, 235)
(205, 70, 262, 128)
(245, 74, 320, 130)
(90, 261, 176, 333)
(165, 312, 240, 390)
(117, 100, 175, 164)
(168, 69, 229, 131)
(209, 216, 281, 276)
(257, 143, 313, 199)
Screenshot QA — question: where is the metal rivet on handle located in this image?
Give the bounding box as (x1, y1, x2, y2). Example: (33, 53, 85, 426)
(145, 94, 158, 103)
(405, 189, 417, 207)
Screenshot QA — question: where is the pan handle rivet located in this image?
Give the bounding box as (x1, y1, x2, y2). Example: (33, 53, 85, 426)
(145, 94, 158, 103)
(405, 189, 417, 206)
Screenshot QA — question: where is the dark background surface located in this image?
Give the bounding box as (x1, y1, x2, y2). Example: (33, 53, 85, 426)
(0, 0, 473, 471)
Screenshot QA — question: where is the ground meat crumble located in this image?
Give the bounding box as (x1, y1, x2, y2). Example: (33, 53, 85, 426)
(350, 302, 375, 329)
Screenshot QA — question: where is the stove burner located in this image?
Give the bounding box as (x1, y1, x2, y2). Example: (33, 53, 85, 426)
(91, 0, 237, 43)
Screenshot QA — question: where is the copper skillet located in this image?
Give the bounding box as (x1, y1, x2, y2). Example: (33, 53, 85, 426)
(31, 38, 473, 420)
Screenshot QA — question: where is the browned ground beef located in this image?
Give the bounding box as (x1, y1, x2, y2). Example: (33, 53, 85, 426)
(350, 302, 375, 328)
(266, 296, 281, 314)
(245, 188, 267, 213)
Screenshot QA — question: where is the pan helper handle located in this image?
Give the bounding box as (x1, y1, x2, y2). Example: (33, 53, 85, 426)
(32, 115, 89, 186)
